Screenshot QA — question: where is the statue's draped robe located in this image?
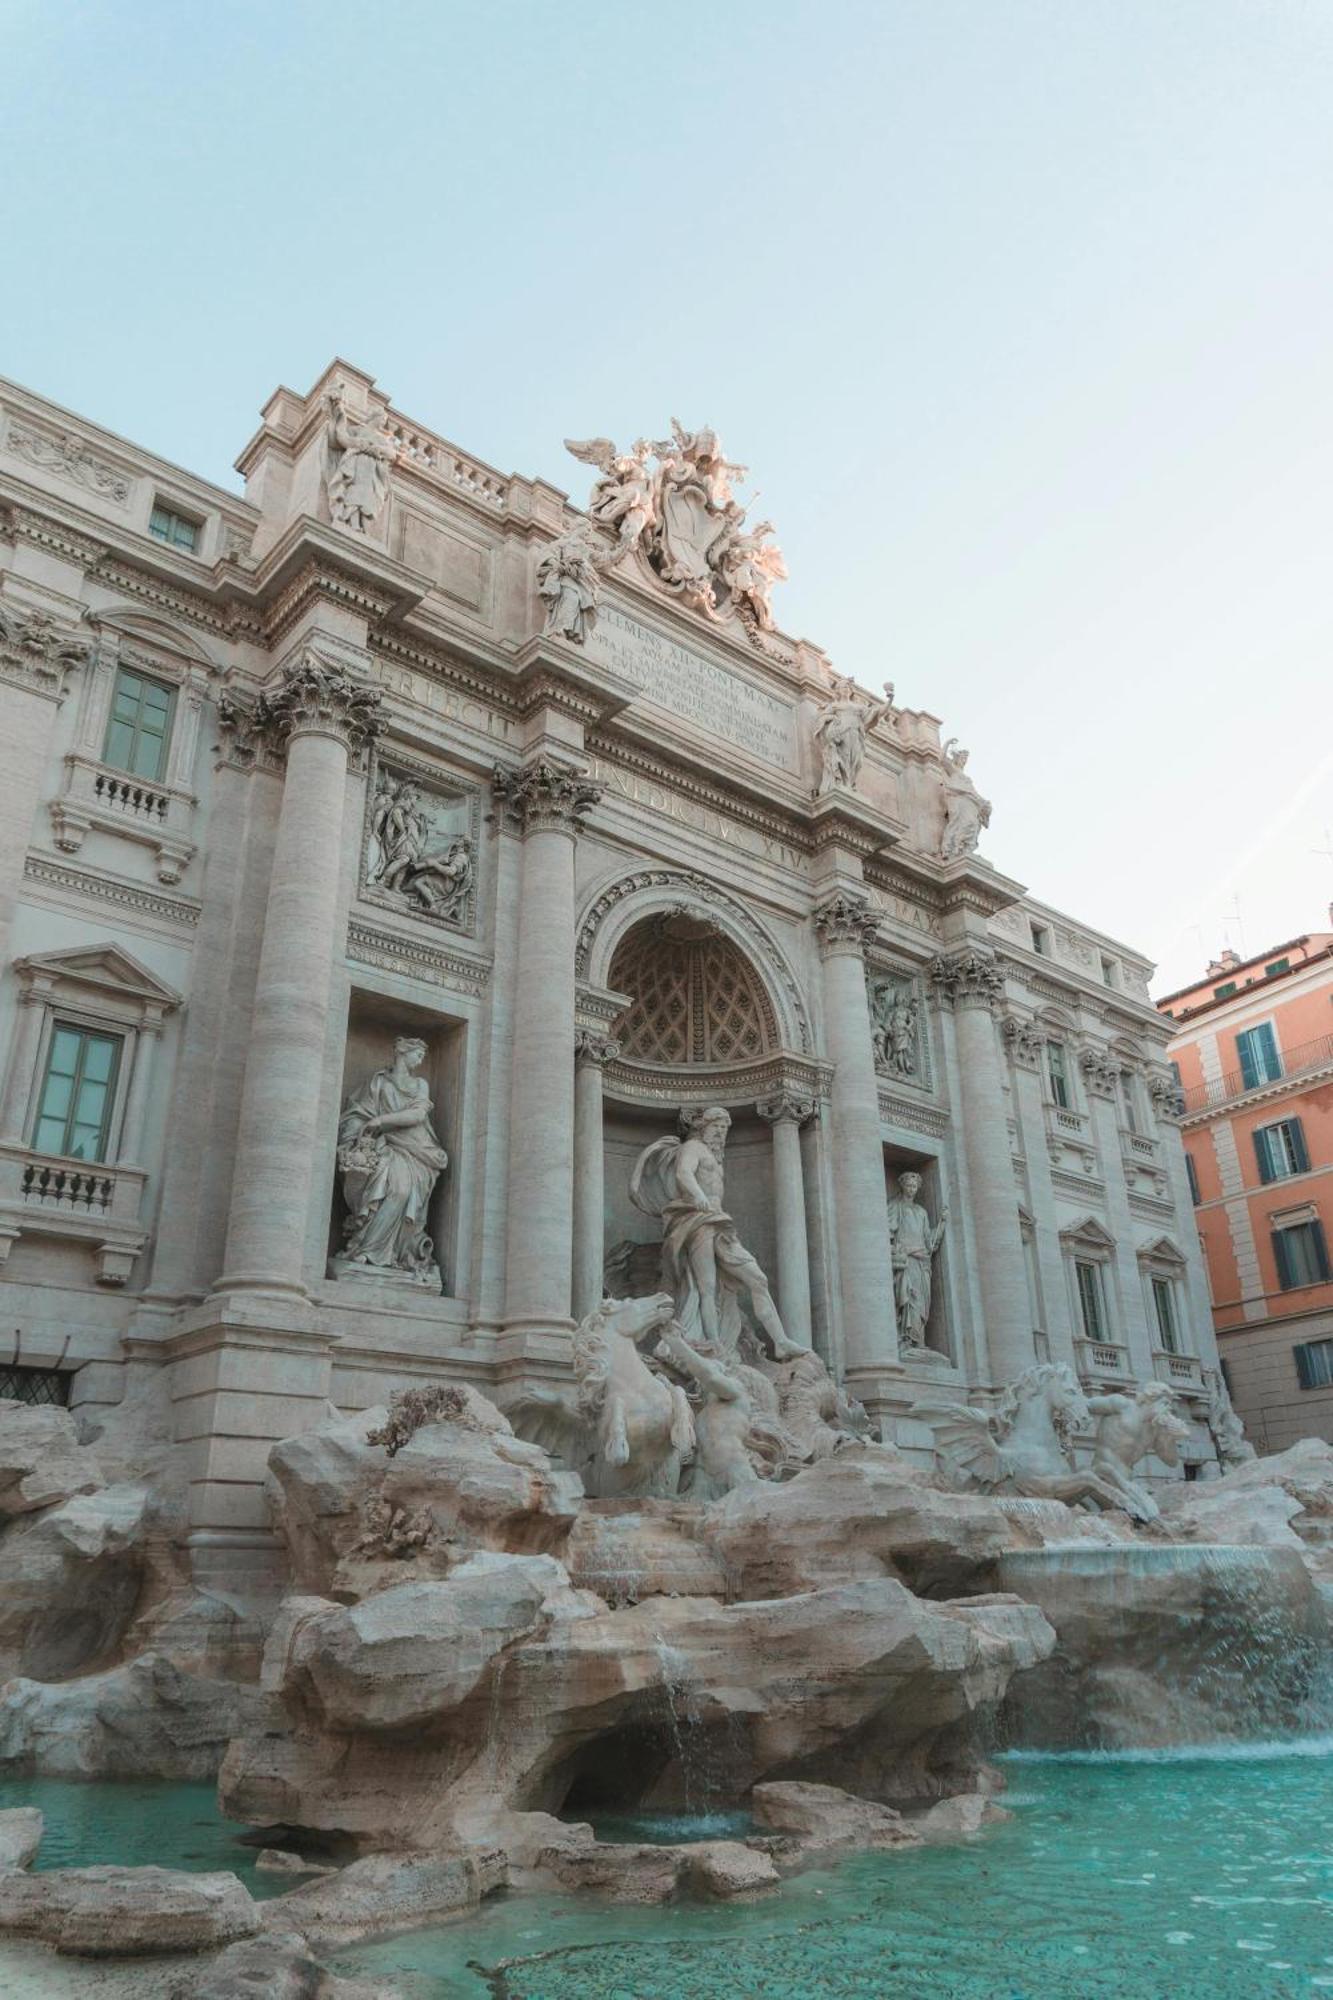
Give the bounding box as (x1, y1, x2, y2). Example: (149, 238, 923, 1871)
(338, 1070, 448, 1271)
(630, 1137, 769, 1357)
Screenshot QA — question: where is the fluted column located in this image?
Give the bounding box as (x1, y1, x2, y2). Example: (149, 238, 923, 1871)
(757, 1091, 816, 1349)
(1001, 1015, 1077, 1368)
(494, 758, 602, 1331)
(814, 893, 900, 1377)
(218, 658, 384, 1296)
(1080, 1049, 1155, 1379)
(0, 611, 90, 975)
(572, 1028, 620, 1321)
(932, 947, 1031, 1383)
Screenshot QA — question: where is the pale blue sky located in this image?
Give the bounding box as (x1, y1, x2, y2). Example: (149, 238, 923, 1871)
(5, 0, 1331, 990)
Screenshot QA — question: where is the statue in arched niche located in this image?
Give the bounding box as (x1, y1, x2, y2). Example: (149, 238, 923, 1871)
(332, 1036, 448, 1291)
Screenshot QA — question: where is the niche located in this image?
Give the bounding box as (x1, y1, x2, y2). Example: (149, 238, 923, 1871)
(601, 1100, 776, 1310)
(328, 990, 466, 1298)
(883, 1144, 953, 1361)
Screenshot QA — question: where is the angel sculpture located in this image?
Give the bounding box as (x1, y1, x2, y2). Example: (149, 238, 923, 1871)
(916, 1361, 1157, 1520)
(503, 1293, 695, 1499)
(563, 436, 657, 553)
(630, 1105, 803, 1364)
(717, 516, 788, 632)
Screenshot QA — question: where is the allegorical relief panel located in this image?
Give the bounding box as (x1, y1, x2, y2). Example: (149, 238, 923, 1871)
(585, 605, 799, 771)
(362, 757, 478, 934)
(867, 966, 930, 1089)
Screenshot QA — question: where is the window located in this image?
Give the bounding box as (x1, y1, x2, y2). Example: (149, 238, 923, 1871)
(31, 1025, 122, 1162)
(103, 665, 175, 782)
(1151, 1276, 1179, 1354)
(148, 502, 201, 553)
(1254, 1118, 1309, 1185)
(1236, 1022, 1281, 1090)
(1046, 1040, 1071, 1109)
(1030, 924, 1050, 956)
(1264, 958, 1290, 979)
(1118, 1072, 1139, 1134)
(1075, 1258, 1108, 1341)
(1100, 956, 1117, 987)
(1214, 981, 1237, 999)
(1273, 1218, 1331, 1291)
(0, 1364, 70, 1408)
(1294, 1338, 1333, 1391)
(1185, 1151, 1201, 1205)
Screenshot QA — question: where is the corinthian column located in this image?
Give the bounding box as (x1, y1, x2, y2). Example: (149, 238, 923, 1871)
(932, 947, 1031, 1383)
(572, 1029, 620, 1322)
(814, 892, 900, 1381)
(493, 758, 602, 1333)
(757, 1091, 816, 1350)
(218, 658, 384, 1296)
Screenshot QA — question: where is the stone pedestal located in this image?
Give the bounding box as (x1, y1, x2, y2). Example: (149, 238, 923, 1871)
(933, 947, 1032, 1385)
(494, 759, 601, 1338)
(758, 1091, 815, 1349)
(814, 893, 900, 1398)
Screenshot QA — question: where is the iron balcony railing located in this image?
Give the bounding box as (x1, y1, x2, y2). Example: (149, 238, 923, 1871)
(1180, 1031, 1333, 1115)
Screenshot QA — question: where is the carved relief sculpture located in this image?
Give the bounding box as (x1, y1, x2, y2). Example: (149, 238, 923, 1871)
(536, 518, 604, 644)
(331, 1036, 449, 1291)
(938, 740, 992, 858)
(813, 676, 893, 795)
(652, 1321, 787, 1499)
(886, 1171, 947, 1351)
(868, 974, 919, 1079)
(326, 388, 397, 533)
(563, 419, 785, 640)
(367, 770, 474, 926)
(0, 603, 91, 695)
(630, 1105, 802, 1363)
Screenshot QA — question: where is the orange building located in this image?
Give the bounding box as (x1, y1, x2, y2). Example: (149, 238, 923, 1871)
(1159, 925, 1333, 1451)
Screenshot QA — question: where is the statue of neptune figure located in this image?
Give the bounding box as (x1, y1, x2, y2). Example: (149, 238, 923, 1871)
(631, 1106, 803, 1362)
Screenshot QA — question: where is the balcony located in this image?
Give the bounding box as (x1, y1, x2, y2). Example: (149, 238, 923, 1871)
(0, 1143, 148, 1285)
(1075, 1338, 1132, 1383)
(49, 753, 197, 885)
(1180, 1032, 1333, 1115)
(1153, 1348, 1204, 1393)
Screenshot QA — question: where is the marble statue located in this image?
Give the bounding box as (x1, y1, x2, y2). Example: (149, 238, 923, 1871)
(326, 389, 396, 533)
(563, 436, 657, 551)
(564, 419, 784, 636)
(367, 774, 473, 923)
(1085, 1383, 1191, 1522)
(332, 1036, 449, 1290)
(653, 1322, 787, 1499)
(813, 676, 894, 795)
(769, 1346, 874, 1460)
(938, 740, 992, 859)
(716, 516, 788, 633)
(868, 977, 919, 1079)
(631, 1106, 803, 1364)
(918, 1363, 1152, 1517)
(537, 519, 602, 644)
(886, 1172, 947, 1352)
(1203, 1369, 1257, 1470)
(509, 1293, 696, 1499)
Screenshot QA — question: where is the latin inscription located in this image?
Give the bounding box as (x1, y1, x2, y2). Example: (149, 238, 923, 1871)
(587, 606, 798, 770)
(371, 658, 515, 744)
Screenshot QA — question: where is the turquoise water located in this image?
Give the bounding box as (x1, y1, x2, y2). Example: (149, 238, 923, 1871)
(0, 1777, 290, 1898)
(335, 1739, 1333, 2000)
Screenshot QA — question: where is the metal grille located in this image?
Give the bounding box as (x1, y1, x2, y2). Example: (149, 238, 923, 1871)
(610, 921, 777, 1067)
(0, 1364, 70, 1408)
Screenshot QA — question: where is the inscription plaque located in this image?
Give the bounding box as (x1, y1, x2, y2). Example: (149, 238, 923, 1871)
(587, 605, 798, 771)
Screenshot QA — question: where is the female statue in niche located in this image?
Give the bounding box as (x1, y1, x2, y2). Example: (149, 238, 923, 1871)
(332, 1036, 449, 1290)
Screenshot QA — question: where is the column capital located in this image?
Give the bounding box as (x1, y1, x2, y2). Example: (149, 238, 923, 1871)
(260, 655, 386, 758)
(0, 605, 91, 702)
(1000, 1014, 1043, 1068)
(813, 890, 879, 959)
(1147, 1071, 1185, 1121)
(574, 1029, 621, 1069)
(756, 1091, 816, 1127)
(492, 757, 602, 838)
(1078, 1046, 1121, 1097)
(930, 946, 1004, 1011)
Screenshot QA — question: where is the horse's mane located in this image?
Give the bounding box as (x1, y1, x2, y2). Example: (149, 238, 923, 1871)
(994, 1362, 1082, 1449)
(572, 1304, 614, 1421)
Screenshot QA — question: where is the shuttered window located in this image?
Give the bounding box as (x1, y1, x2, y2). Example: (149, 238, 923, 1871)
(1236, 1022, 1281, 1090)
(1294, 1338, 1333, 1390)
(1075, 1259, 1108, 1341)
(1273, 1219, 1331, 1291)
(1253, 1119, 1309, 1184)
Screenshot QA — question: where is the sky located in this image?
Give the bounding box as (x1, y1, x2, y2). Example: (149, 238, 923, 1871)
(4, 0, 1330, 994)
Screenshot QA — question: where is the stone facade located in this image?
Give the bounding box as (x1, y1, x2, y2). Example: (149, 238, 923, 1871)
(0, 360, 1224, 1593)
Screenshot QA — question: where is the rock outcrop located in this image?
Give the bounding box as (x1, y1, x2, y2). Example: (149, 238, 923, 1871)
(0, 1806, 43, 1869)
(0, 1865, 259, 1954)
(0, 1652, 262, 1779)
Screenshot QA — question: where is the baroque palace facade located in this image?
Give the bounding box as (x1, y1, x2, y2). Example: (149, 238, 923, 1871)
(0, 361, 1234, 1590)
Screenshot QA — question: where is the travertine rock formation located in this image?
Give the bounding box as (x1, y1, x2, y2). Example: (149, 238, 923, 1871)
(0, 1865, 259, 1954)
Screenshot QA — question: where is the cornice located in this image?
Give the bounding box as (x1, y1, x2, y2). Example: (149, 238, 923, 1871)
(877, 1090, 951, 1137)
(345, 915, 492, 998)
(585, 729, 813, 854)
(259, 556, 405, 649)
(603, 1049, 833, 1111)
(24, 853, 201, 931)
(371, 629, 520, 717)
(2, 500, 108, 572)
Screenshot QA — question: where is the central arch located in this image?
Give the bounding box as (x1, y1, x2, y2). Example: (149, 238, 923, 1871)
(609, 914, 779, 1067)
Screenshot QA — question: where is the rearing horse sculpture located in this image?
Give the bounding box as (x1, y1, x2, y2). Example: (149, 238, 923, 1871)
(917, 1362, 1152, 1520)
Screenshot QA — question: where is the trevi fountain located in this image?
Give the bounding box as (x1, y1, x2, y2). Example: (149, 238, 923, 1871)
(0, 366, 1328, 1995)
